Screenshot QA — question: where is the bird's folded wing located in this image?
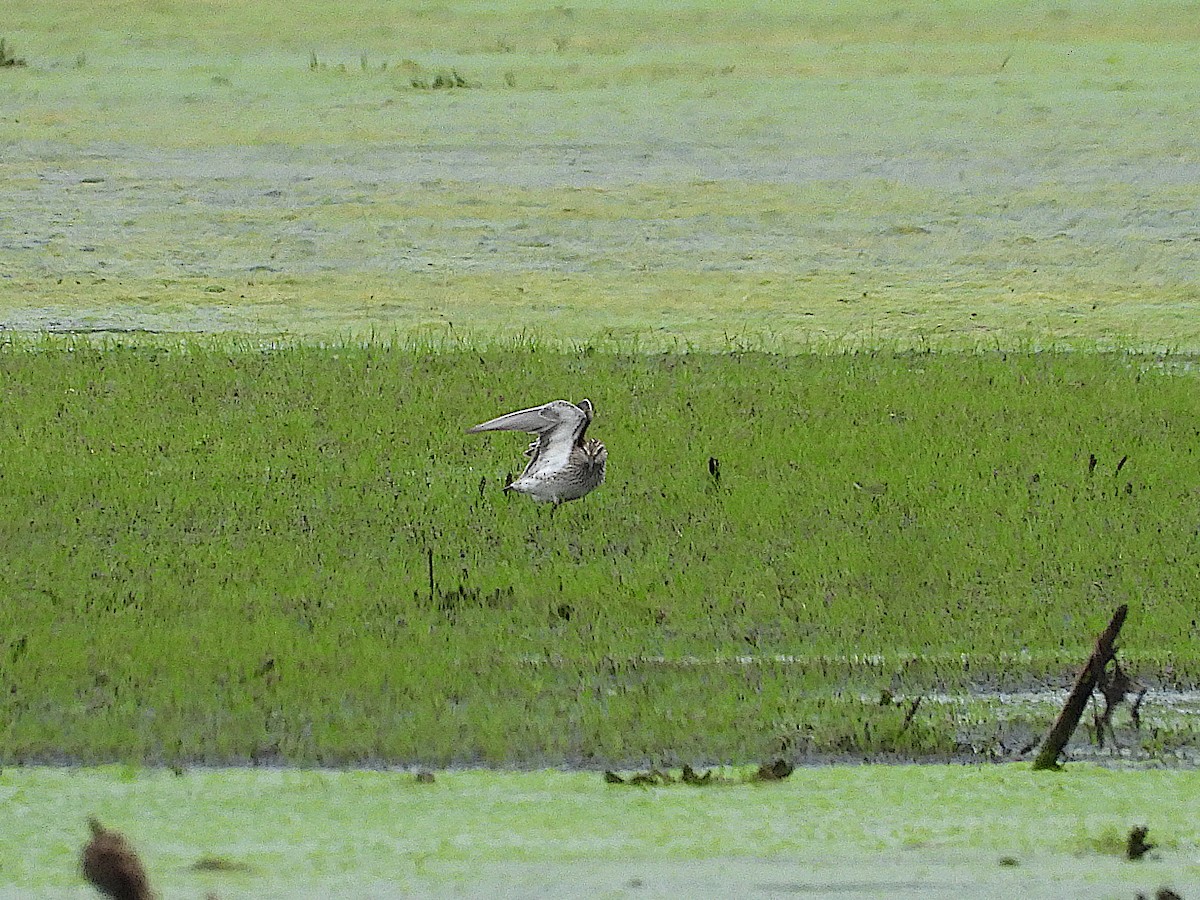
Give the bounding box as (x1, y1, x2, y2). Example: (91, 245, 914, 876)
(466, 400, 584, 436)
(468, 400, 587, 475)
(466, 404, 553, 434)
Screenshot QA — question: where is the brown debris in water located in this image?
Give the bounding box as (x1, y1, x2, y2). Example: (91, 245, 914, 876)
(754, 759, 794, 781)
(81, 818, 155, 900)
(191, 854, 252, 872)
(604, 760, 794, 786)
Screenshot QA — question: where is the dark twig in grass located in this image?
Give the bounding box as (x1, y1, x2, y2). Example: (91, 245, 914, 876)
(1130, 688, 1148, 731)
(898, 696, 923, 735)
(427, 547, 435, 609)
(1095, 658, 1136, 748)
(81, 818, 154, 900)
(1032, 604, 1128, 770)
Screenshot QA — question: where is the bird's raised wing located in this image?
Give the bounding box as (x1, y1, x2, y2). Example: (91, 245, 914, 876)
(468, 399, 591, 473)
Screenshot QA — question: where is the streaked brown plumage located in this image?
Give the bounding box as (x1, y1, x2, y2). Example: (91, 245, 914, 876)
(468, 398, 607, 504)
(81, 818, 155, 900)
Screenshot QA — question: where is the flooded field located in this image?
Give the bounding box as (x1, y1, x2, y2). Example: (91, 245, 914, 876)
(3, 2, 1200, 346)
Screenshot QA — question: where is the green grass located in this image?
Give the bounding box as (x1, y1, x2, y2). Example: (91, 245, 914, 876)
(1, 342, 1198, 765)
(6, 764, 1200, 897)
(3, 0, 1200, 347)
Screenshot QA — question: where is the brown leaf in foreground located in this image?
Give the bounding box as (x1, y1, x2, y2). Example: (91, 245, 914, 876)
(81, 818, 154, 900)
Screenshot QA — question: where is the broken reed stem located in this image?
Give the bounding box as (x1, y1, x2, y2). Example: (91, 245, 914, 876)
(1031, 603, 1129, 771)
(427, 547, 435, 607)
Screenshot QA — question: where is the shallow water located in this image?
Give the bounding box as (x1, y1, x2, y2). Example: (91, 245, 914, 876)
(5, 764, 1199, 898)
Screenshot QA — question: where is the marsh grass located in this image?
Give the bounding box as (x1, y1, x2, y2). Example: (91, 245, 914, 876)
(0, 343, 1198, 765)
(0, 37, 27, 67)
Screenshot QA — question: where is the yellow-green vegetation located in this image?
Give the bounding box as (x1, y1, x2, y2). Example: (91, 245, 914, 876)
(6, 764, 1200, 897)
(3, 1, 1200, 346)
(1, 342, 1197, 765)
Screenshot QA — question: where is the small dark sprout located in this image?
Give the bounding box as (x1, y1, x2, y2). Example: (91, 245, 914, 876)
(998, 856, 1019, 867)
(1088, 453, 1097, 475)
(1115, 454, 1128, 475)
(708, 456, 720, 484)
(1126, 825, 1154, 860)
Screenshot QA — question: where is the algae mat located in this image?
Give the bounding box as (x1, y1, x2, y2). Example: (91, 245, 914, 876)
(3, 765, 1198, 898)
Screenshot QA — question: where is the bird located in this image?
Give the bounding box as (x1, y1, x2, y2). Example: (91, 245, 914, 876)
(467, 398, 607, 504)
(81, 818, 155, 900)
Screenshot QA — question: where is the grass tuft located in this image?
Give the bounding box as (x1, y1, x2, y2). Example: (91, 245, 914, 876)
(0, 37, 28, 67)
(410, 68, 474, 89)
